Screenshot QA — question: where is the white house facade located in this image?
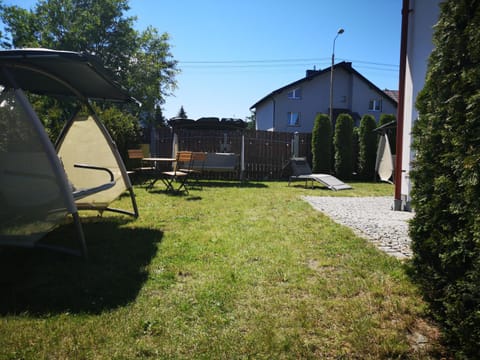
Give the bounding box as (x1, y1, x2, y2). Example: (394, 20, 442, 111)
(394, 0, 441, 210)
(250, 62, 398, 133)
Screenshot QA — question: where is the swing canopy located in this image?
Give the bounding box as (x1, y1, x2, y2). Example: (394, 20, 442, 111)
(0, 48, 139, 257)
(0, 48, 135, 102)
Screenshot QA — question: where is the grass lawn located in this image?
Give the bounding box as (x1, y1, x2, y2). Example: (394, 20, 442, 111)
(0, 180, 445, 359)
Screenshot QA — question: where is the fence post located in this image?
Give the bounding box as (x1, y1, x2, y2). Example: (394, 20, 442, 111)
(150, 125, 157, 156)
(292, 131, 300, 158)
(172, 132, 178, 158)
(241, 133, 245, 181)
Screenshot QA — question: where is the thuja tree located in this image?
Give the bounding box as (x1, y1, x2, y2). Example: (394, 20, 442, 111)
(379, 113, 397, 153)
(358, 114, 378, 180)
(333, 113, 353, 180)
(352, 127, 360, 177)
(311, 113, 332, 173)
(409, 1, 480, 356)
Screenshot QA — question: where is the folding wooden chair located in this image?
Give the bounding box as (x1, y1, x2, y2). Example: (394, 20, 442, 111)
(127, 148, 155, 183)
(161, 151, 193, 194)
(180, 151, 206, 189)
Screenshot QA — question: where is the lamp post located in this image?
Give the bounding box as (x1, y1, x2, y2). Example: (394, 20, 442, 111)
(329, 28, 344, 124)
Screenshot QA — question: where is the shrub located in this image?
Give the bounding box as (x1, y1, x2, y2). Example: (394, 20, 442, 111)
(379, 113, 396, 153)
(352, 127, 360, 177)
(91, 104, 142, 158)
(333, 113, 353, 180)
(358, 114, 377, 180)
(311, 113, 332, 173)
(409, 1, 480, 357)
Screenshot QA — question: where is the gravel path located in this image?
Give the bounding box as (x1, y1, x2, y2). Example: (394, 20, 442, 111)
(303, 196, 414, 259)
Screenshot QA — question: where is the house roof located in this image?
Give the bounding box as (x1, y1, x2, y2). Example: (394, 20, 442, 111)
(250, 61, 398, 110)
(384, 89, 399, 102)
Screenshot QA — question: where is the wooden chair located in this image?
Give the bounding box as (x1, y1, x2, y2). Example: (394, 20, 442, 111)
(180, 151, 206, 189)
(161, 151, 193, 194)
(127, 149, 155, 182)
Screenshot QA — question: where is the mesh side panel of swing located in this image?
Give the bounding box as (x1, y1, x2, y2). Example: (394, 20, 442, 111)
(57, 114, 127, 210)
(0, 90, 68, 246)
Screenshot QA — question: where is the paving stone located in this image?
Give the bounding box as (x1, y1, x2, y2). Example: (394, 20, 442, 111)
(303, 196, 414, 259)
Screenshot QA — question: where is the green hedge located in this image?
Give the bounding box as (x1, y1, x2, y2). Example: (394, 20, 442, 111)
(409, 1, 480, 357)
(358, 114, 377, 180)
(333, 113, 353, 180)
(352, 127, 360, 177)
(311, 113, 332, 173)
(379, 113, 396, 154)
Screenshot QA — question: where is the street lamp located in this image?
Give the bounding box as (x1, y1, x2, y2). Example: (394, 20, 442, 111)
(329, 28, 344, 124)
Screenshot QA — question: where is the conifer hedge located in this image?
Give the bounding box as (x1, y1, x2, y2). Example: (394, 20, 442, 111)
(379, 113, 396, 153)
(333, 113, 353, 180)
(358, 114, 377, 180)
(311, 113, 332, 173)
(352, 127, 360, 177)
(409, 1, 480, 357)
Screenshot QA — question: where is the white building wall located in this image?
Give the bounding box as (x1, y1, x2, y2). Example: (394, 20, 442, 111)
(254, 64, 398, 133)
(272, 73, 330, 132)
(255, 100, 275, 131)
(350, 75, 398, 123)
(401, 0, 441, 207)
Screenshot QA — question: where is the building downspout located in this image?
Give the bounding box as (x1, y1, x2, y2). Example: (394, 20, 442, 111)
(394, 0, 410, 211)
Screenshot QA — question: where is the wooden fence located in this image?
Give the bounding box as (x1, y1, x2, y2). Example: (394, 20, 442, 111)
(150, 128, 312, 180)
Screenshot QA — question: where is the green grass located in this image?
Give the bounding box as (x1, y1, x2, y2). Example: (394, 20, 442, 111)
(0, 181, 445, 359)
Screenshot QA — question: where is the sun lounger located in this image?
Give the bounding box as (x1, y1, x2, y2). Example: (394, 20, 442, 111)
(288, 157, 352, 191)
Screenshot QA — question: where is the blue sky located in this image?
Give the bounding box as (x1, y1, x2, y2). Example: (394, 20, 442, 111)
(3, 0, 402, 121)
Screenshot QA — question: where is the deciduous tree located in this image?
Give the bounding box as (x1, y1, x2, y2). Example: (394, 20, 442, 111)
(0, 0, 178, 145)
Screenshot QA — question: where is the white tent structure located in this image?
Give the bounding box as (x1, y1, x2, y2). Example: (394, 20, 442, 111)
(374, 120, 396, 184)
(375, 134, 394, 183)
(0, 49, 139, 257)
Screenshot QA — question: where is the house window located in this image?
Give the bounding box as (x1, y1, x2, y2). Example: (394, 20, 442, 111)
(369, 99, 382, 111)
(287, 112, 300, 126)
(287, 88, 302, 99)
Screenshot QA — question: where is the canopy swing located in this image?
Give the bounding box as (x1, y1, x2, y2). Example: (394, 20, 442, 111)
(0, 48, 139, 257)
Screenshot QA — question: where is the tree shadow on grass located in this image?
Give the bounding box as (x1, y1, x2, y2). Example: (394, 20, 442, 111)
(0, 217, 162, 316)
(288, 183, 333, 191)
(193, 180, 268, 188)
(146, 180, 267, 195)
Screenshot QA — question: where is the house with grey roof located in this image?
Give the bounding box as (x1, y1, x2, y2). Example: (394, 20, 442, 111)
(250, 61, 398, 132)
